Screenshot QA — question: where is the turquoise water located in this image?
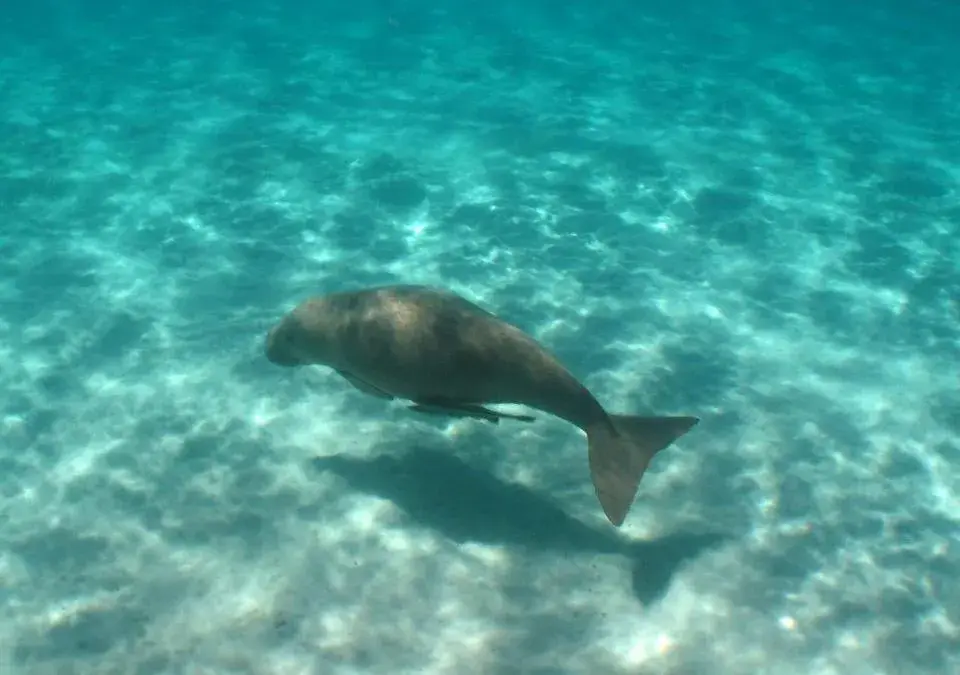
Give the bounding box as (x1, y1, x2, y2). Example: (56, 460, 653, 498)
(2, 1, 958, 673)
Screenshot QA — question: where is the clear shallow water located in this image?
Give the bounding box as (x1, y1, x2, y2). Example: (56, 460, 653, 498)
(1, 1, 958, 673)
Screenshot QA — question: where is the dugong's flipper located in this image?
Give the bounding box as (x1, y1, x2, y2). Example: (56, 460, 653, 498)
(409, 399, 536, 424)
(338, 371, 395, 399)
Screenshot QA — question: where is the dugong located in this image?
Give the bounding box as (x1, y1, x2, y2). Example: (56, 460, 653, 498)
(265, 285, 698, 526)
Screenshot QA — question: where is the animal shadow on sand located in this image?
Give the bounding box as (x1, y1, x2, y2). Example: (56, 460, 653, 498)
(310, 447, 726, 605)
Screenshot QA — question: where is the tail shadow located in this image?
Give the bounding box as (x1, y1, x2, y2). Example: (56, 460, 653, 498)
(310, 447, 728, 604)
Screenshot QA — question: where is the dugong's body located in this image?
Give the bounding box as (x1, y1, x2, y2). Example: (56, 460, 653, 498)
(265, 285, 697, 526)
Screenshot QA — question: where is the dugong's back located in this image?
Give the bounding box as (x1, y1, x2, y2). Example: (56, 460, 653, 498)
(313, 285, 592, 417)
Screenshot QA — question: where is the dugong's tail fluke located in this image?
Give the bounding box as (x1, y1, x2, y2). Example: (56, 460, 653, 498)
(587, 415, 699, 526)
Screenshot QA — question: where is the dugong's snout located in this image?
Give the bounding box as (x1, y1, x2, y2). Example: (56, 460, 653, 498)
(264, 324, 301, 366)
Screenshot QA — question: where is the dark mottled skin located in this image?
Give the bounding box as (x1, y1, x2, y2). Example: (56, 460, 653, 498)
(265, 285, 611, 432)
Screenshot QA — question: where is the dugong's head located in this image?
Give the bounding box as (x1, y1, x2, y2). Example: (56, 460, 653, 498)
(264, 315, 305, 366)
(264, 298, 335, 367)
